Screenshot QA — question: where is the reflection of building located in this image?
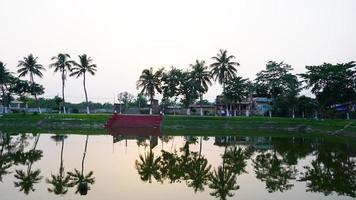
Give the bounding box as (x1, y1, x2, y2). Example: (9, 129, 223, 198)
(113, 135, 158, 149)
(214, 136, 272, 150)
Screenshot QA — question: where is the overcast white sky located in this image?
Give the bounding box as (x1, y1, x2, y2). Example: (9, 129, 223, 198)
(0, 0, 355, 103)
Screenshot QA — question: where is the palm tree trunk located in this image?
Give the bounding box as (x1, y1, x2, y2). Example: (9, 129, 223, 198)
(200, 94, 203, 116)
(62, 71, 66, 114)
(239, 102, 241, 116)
(59, 138, 64, 178)
(83, 73, 90, 114)
(1, 85, 6, 113)
(149, 98, 153, 115)
(30, 73, 41, 114)
(199, 136, 202, 157)
(82, 135, 89, 175)
(223, 82, 229, 116)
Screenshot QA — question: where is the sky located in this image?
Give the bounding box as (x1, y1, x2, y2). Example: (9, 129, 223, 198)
(0, 0, 355, 103)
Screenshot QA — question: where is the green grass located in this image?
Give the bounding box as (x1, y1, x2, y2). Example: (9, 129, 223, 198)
(1, 113, 355, 140)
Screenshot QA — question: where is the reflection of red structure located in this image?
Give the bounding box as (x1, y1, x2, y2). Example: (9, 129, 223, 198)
(105, 114, 162, 136)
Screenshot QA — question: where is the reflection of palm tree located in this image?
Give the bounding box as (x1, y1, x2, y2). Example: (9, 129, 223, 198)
(187, 154, 211, 192)
(0, 133, 12, 182)
(209, 166, 239, 200)
(135, 149, 161, 183)
(224, 146, 254, 175)
(46, 135, 71, 195)
(208, 142, 239, 200)
(68, 135, 95, 195)
(14, 135, 43, 194)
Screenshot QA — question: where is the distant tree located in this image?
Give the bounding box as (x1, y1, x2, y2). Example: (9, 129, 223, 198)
(136, 67, 163, 115)
(17, 54, 45, 113)
(191, 60, 212, 116)
(49, 53, 74, 114)
(70, 54, 97, 114)
(296, 96, 318, 118)
(117, 92, 134, 110)
(300, 61, 356, 119)
(210, 49, 239, 116)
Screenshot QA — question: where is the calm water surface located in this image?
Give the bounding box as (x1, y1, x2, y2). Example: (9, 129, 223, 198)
(0, 132, 355, 200)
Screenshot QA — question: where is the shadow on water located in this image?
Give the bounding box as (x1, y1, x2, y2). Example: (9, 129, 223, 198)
(0, 129, 355, 199)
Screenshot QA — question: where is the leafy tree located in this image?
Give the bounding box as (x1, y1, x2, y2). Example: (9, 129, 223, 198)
(134, 93, 148, 109)
(300, 61, 356, 118)
(296, 95, 318, 118)
(179, 71, 199, 115)
(255, 61, 300, 117)
(136, 67, 163, 115)
(210, 49, 239, 116)
(17, 54, 45, 113)
(191, 60, 212, 116)
(161, 66, 182, 114)
(49, 53, 74, 114)
(224, 77, 249, 116)
(0, 61, 13, 113)
(70, 54, 97, 114)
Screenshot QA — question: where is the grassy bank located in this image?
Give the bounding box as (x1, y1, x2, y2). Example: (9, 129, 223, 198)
(0, 113, 355, 139)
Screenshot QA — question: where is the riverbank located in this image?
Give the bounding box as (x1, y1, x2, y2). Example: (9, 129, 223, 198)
(1, 113, 355, 138)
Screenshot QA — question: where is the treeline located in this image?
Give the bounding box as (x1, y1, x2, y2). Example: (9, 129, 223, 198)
(137, 49, 356, 118)
(1, 50, 356, 118)
(0, 53, 97, 114)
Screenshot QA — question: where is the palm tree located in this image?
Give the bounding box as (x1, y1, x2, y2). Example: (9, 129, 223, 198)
(136, 67, 163, 115)
(208, 166, 239, 200)
(191, 60, 212, 116)
(68, 135, 95, 195)
(70, 54, 97, 114)
(14, 135, 43, 195)
(0, 62, 12, 113)
(210, 49, 239, 116)
(46, 135, 71, 195)
(49, 53, 74, 114)
(17, 54, 45, 113)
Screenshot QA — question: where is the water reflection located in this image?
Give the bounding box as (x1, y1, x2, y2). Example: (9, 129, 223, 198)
(0, 131, 355, 199)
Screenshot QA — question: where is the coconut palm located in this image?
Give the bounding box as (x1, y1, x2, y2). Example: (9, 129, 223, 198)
(136, 67, 163, 115)
(208, 166, 239, 200)
(191, 60, 212, 116)
(14, 135, 43, 195)
(17, 54, 45, 113)
(0, 133, 13, 182)
(49, 53, 74, 114)
(68, 135, 95, 195)
(210, 49, 239, 116)
(70, 54, 97, 114)
(46, 135, 71, 195)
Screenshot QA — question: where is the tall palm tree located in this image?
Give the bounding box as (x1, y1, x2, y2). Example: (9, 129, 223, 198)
(210, 49, 239, 116)
(191, 60, 212, 116)
(68, 135, 95, 195)
(14, 135, 43, 195)
(70, 54, 97, 114)
(17, 54, 45, 113)
(46, 135, 71, 195)
(0, 62, 12, 113)
(49, 53, 74, 114)
(136, 67, 163, 115)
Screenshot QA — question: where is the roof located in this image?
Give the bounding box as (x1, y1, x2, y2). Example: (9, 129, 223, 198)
(11, 100, 23, 104)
